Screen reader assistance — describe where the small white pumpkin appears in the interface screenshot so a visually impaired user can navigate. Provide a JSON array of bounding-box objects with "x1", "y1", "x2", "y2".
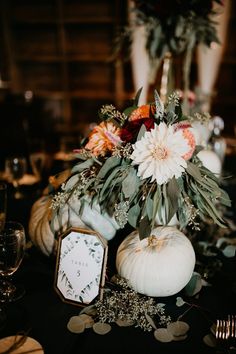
[
  {"x1": 197, "y1": 149, "x2": 222, "y2": 176},
  {"x1": 116, "y1": 226, "x2": 195, "y2": 297},
  {"x1": 28, "y1": 196, "x2": 56, "y2": 256},
  {"x1": 28, "y1": 195, "x2": 120, "y2": 257}
]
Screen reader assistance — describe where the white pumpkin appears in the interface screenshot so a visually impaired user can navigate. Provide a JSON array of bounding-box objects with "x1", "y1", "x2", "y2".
[
  {"x1": 197, "y1": 149, "x2": 222, "y2": 176},
  {"x1": 116, "y1": 226, "x2": 195, "y2": 297},
  {"x1": 28, "y1": 195, "x2": 120, "y2": 256}
]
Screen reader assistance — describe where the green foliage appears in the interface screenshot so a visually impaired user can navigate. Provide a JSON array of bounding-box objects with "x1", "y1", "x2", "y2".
[{"x1": 50, "y1": 90, "x2": 231, "y2": 240}]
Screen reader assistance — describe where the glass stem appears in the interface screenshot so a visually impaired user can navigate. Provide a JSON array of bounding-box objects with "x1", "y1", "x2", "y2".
[{"x1": 0, "y1": 277, "x2": 16, "y2": 301}]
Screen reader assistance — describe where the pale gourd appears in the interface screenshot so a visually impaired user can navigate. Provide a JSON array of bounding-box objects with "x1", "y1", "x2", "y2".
[
  {"x1": 28, "y1": 195, "x2": 120, "y2": 257},
  {"x1": 197, "y1": 149, "x2": 222, "y2": 176},
  {"x1": 116, "y1": 226, "x2": 196, "y2": 297}
]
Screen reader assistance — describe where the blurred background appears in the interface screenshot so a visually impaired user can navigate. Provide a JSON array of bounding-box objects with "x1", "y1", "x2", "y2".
[{"x1": 0, "y1": 0, "x2": 235, "y2": 176}]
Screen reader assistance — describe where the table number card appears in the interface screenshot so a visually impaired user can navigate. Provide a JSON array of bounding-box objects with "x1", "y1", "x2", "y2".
[{"x1": 54, "y1": 227, "x2": 108, "y2": 306}]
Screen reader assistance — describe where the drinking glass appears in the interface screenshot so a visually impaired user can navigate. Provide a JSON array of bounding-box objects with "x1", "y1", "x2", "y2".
[
  {"x1": 0, "y1": 221, "x2": 26, "y2": 303},
  {"x1": 29, "y1": 152, "x2": 46, "y2": 181},
  {"x1": 5, "y1": 157, "x2": 27, "y2": 199},
  {"x1": 0, "y1": 183, "x2": 7, "y2": 327},
  {"x1": 0, "y1": 182, "x2": 7, "y2": 232}
]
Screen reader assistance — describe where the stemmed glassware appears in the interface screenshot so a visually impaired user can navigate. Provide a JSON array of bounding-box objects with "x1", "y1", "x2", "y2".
[
  {"x1": 0, "y1": 221, "x2": 26, "y2": 303},
  {"x1": 0, "y1": 182, "x2": 7, "y2": 328},
  {"x1": 29, "y1": 152, "x2": 46, "y2": 182},
  {"x1": 0, "y1": 182, "x2": 7, "y2": 232},
  {"x1": 5, "y1": 157, "x2": 27, "y2": 199}
]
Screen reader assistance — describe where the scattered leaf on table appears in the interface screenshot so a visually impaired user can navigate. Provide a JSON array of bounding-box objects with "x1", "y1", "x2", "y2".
[
  {"x1": 184, "y1": 272, "x2": 202, "y2": 296},
  {"x1": 210, "y1": 323, "x2": 216, "y2": 336},
  {"x1": 93, "y1": 322, "x2": 111, "y2": 335},
  {"x1": 154, "y1": 328, "x2": 173, "y2": 343},
  {"x1": 145, "y1": 313, "x2": 157, "y2": 329},
  {"x1": 67, "y1": 316, "x2": 85, "y2": 333},
  {"x1": 222, "y1": 245, "x2": 236, "y2": 258},
  {"x1": 79, "y1": 304, "x2": 97, "y2": 316},
  {"x1": 116, "y1": 319, "x2": 135, "y2": 327},
  {"x1": 172, "y1": 334, "x2": 188, "y2": 341},
  {"x1": 176, "y1": 297, "x2": 185, "y2": 307},
  {"x1": 203, "y1": 334, "x2": 217, "y2": 347},
  {"x1": 78, "y1": 314, "x2": 94, "y2": 328},
  {"x1": 167, "y1": 321, "x2": 190, "y2": 336}
]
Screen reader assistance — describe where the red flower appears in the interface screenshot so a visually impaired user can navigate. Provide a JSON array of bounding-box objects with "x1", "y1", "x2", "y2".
[{"x1": 120, "y1": 118, "x2": 155, "y2": 143}]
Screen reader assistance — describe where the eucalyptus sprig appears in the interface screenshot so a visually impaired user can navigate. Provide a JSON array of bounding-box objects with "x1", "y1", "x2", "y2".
[{"x1": 49, "y1": 90, "x2": 231, "y2": 240}]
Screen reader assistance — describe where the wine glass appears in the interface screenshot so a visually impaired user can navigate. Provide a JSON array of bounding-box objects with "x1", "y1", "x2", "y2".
[
  {"x1": 5, "y1": 157, "x2": 27, "y2": 199},
  {"x1": 0, "y1": 183, "x2": 7, "y2": 327},
  {"x1": 29, "y1": 152, "x2": 46, "y2": 181},
  {"x1": 0, "y1": 221, "x2": 26, "y2": 303},
  {"x1": 0, "y1": 182, "x2": 7, "y2": 232}
]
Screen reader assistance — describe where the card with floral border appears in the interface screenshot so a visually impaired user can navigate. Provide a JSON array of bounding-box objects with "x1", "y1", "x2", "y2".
[{"x1": 54, "y1": 227, "x2": 108, "y2": 306}]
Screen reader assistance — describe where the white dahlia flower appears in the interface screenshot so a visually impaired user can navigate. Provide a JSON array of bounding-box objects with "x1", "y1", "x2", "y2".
[{"x1": 131, "y1": 122, "x2": 191, "y2": 185}]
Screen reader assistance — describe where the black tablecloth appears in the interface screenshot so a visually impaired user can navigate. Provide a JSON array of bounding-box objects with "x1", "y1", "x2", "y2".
[
  {"x1": 0, "y1": 177, "x2": 236, "y2": 354},
  {"x1": 0, "y1": 243, "x2": 235, "y2": 354}
]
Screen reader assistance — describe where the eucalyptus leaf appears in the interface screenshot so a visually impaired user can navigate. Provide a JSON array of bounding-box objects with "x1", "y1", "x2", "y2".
[
  {"x1": 138, "y1": 215, "x2": 151, "y2": 240},
  {"x1": 197, "y1": 187, "x2": 225, "y2": 224},
  {"x1": 167, "y1": 178, "x2": 180, "y2": 216},
  {"x1": 122, "y1": 168, "x2": 140, "y2": 198},
  {"x1": 72, "y1": 153, "x2": 89, "y2": 161},
  {"x1": 67, "y1": 316, "x2": 85, "y2": 334},
  {"x1": 167, "y1": 321, "x2": 189, "y2": 336},
  {"x1": 219, "y1": 189, "x2": 231, "y2": 207},
  {"x1": 123, "y1": 106, "x2": 136, "y2": 118},
  {"x1": 154, "y1": 328, "x2": 173, "y2": 343},
  {"x1": 96, "y1": 156, "x2": 121, "y2": 179},
  {"x1": 186, "y1": 162, "x2": 202, "y2": 181},
  {"x1": 203, "y1": 334, "x2": 217, "y2": 348},
  {"x1": 152, "y1": 186, "x2": 162, "y2": 224},
  {"x1": 133, "y1": 87, "x2": 143, "y2": 106},
  {"x1": 154, "y1": 89, "x2": 164, "y2": 119},
  {"x1": 176, "y1": 297, "x2": 185, "y2": 307},
  {"x1": 64, "y1": 175, "x2": 79, "y2": 191},
  {"x1": 146, "y1": 195, "x2": 154, "y2": 220},
  {"x1": 184, "y1": 272, "x2": 202, "y2": 297},
  {"x1": 93, "y1": 322, "x2": 111, "y2": 335},
  {"x1": 71, "y1": 159, "x2": 94, "y2": 173},
  {"x1": 115, "y1": 319, "x2": 135, "y2": 327},
  {"x1": 163, "y1": 184, "x2": 169, "y2": 224},
  {"x1": 128, "y1": 204, "x2": 141, "y2": 228},
  {"x1": 99, "y1": 166, "x2": 125, "y2": 201},
  {"x1": 222, "y1": 245, "x2": 236, "y2": 258},
  {"x1": 145, "y1": 313, "x2": 157, "y2": 329},
  {"x1": 136, "y1": 124, "x2": 147, "y2": 141}
]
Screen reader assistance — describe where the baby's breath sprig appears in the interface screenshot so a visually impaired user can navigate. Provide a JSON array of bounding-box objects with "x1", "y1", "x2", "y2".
[
  {"x1": 189, "y1": 112, "x2": 211, "y2": 124},
  {"x1": 114, "y1": 201, "x2": 129, "y2": 228},
  {"x1": 184, "y1": 197, "x2": 200, "y2": 231},
  {"x1": 167, "y1": 91, "x2": 180, "y2": 106},
  {"x1": 95, "y1": 276, "x2": 171, "y2": 332},
  {"x1": 50, "y1": 190, "x2": 69, "y2": 210},
  {"x1": 100, "y1": 104, "x2": 127, "y2": 126},
  {"x1": 112, "y1": 143, "x2": 133, "y2": 158}
]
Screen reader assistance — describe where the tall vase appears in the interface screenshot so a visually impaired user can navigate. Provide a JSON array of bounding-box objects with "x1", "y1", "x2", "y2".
[{"x1": 159, "y1": 52, "x2": 173, "y2": 104}]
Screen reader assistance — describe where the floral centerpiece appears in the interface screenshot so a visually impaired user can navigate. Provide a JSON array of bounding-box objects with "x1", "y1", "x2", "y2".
[
  {"x1": 115, "y1": 0, "x2": 223, "y2": 112},
  {"x1": 50, "y1": 89, "x2": 230, "y2": 241},
  {"x1": 45, "y1": 89, "x2": 232, "y2": 343},
  {"x1": 126, "y1": 0, "x2": 222, "y2": 60}
]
